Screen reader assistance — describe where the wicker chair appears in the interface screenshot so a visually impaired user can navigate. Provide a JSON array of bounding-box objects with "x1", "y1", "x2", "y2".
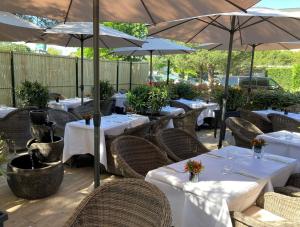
[
  {"x1": 47, "y1": 108, "x2": 80, "y2": 137},
  {"x1": 110, "y1": 136, "x2": 169, "y2": 178},
  {"x1": 239, "y1": 109, "x2": 273, "y2": 133},
  {"x1": 155, "y1": 128, "x2": 209, "y2": 162},
  {"x1": 68, "y1": 100, "x2": 94, "y2": 118},
  {"x1": 268, "y1": 113, "x2": 300, "y2": 133},
  {"x1": 123, "y1": 121, "x2": 153, "y2": 139},
  {"x1": 0, "y1": 107, "x2": 37, "y2": 151},
  {"x1": 100, "y1": 99, "x2": 115, "y2": 116},
  {"x1": 172, "y1": 108, "x2": 205, "y2": 138},
  {"x1": 225, "y1": 117, "x2": 263, "y2": 148},
  {"x1": 169, "y1": 100, "x2": 192, "y2": 112},
  {"x1": 286, "y1": 104, "x2": 300, "y2": 113},
  {"x1": 275, "y1": 173, "x2": 300, "y2": 197},
  {"x1": 231, "y1": 192, "x2": 300, "y2": 227},
  {"x1": 151, "y1": 115, "x2": 173, "y2": 135},
  {"x1": 64, "y1": 179, "x2": 172, "y2": 227}
]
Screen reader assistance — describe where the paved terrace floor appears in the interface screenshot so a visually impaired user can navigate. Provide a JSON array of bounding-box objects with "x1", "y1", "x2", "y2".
[{"x1": 0, "y1": 129, "x2": 228, "y2": 227}]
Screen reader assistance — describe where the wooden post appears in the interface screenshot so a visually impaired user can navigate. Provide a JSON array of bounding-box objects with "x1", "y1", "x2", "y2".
[
  {"x1": 116, "y1": 61, "x2": 119, "y2": 92},
  {"x1": 129, "y1": 60, "x2": 133, "y2": 90},
  {"x1": 10, "y1": 51, "x2": 16, "y2": 107},
  {"x1": 75, "y1": 57, "x2": 79, "y2": 97}
]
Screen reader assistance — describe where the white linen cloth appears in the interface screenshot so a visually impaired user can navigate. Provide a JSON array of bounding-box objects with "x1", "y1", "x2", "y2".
[
  {"x1": 160, "y1": 105, "x2": 185, "y2": 116},
  {"x1": 253, "y1": 109, "x2": 300, "y2": 122},
  {"x1": 48, "y1": 97, "x2": 92, "y2": 111},
  {"x1": 112, "y1": 93, "x2": 127, "y2": 109},
  {"x1": 63, "y1": 114, "x2": 149, "y2": 168},
  {"x1": 176, "y1": 98, "x2": 219, "y2": 125},
  {"x1": 257, "y1": 130, "x2": 300, "y2": 172},
  {"x1": 146, "y1": 145, "x2": 297, "y2": 227},
  {"x1": 0, "y1": 106, "x2": 17, "y2": 118}
]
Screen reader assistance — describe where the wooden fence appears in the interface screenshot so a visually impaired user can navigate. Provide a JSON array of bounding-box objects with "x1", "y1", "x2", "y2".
[{"x1": 0, "y1": 51, "x2": 149, "y2": 106}]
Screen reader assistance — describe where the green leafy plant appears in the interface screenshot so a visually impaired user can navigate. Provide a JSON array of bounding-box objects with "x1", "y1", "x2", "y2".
[
  {"x1": 148, "y1": 86, "x2": 169, "y2": 115},
  {"x1": 169, "y1": 82, "x2": 198, "y2": 100},
  {"x1": 0, "y1": 134, "x2": 10, "y2": 177},
  {"x1": 16, "y1": 80, "x2": 49, "y2": 108},
  {"x1": 100, "y1": 80, "x2": 114, "y2": 100}
]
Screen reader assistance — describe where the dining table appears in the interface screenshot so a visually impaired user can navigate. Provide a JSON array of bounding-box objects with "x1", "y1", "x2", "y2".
[
  {"x1": 176, "y1": 98, "x2": 219, "y2": 125},
  {"x1": 0, "y1": 106, "x2": 17, "y2": 118},
  {"x1": 63, "y1": 113, "x2": 150, "y2": 168},
  {"x1": 253, "y1": 109, "x2": 300, "y2": 122},
  {"x1": 146, "y1": 145, "x2": 297, "y2": 227},
  {"x1": 48, "y1": 97, "x2": 92, "y2": 111},
  {"x1": 257, "y1": 130, "x2": 300, "y2": 172}
]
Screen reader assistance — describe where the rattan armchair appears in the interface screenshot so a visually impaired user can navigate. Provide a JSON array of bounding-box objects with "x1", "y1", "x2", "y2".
[
  {"x1": 172, "y1": 108, "x2": 205, "y2": 138},
  {"x1": 268, "y1": 113, "x2": 300, "y2": 133},
  {"x1": 123, "y1": 121, "x2": 153, "y2": 139},
  {"x1": 239, "y1": 109, "x2": 273, "y2": 133},
  {"x1": 169, "y1": 100, "x2": 192, "y2": 112},
  {"x1": 110, "y1": 136, "x2": 169, "y2": 178},
  {"x1": 155, "y1": 128, "x2": 209, "y2": 162},
  {"x1": 64, "y1": 179, "x2": 172, "y2": 227},
  {"x1": 225, "y1": 117, "x2": 263, "y2": 148},
  {"x1": 275, "y1": 173, "x2": 300, "y2": 197},
  {"x1": 68, "y1": 100, "x2": 94, "y2": 118},
  {"x1": 231, "y1": 192, "x2": 300, "y2": 227},
  {"x1": 47, "y1": 108, "x2": 80, "y2": 137},
  {"x1": 0, "y1": 107, "x2": 37, "y2": 151},
  {"x1": 286, "y1": 104, "x2": 300, "y2": 113}
]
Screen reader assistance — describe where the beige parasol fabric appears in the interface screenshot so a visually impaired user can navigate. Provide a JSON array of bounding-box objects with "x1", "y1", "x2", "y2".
[
  {"x1": 0, "y1": 11, "x2": 42, "y2": 42},
  {"x1": 39, "y1": 22, "x2": 145, "y2": 48},
  {"x1": 0, "y1": 0, "x2": 259, "y2": 23}
]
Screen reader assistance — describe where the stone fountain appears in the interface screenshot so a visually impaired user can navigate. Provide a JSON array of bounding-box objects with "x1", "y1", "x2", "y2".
[{"x1": 6, "y1": 110, "x2": 64, "y2": 200}]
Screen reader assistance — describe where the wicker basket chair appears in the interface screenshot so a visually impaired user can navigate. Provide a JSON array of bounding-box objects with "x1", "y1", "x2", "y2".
[
  {"x1": 169, "y1": 100, "x2": 192, "y2": 112},
  {"x1": 64, "y1": 179, "x2": 172, "y2": 227},
  {"x1": 123, "y1": 121, "x2": 154, "y2": 139},
  {"x1": 151, "y1": 115, "x2": 173, "y2": 134},
  {"x1": 286, "y1": 104, "x2": 300, "y2": 113},
  {"x1": 268, "y1": 113, "x2": 300, "y2": 133},
  {"x1": 231, "y1": 192, "x2": 300, "y2": 227},
  {"x1": 172, "y1": 108, "x2": 205, "y2": 138},
  {"x1": 0, "y1": 107, "x2": 37, "y2": 152},
  {"x1": 275, "y1": 173, "x2": 300, "y2": 197},
  {"x1": 155, "y1": 128, "x2": 209, "y2": 162},
  {"x1": 239, "y1": 109, "x2": 273, "y2": 133},
  {"x1": 68, "y1": 100, "x2": 94, "y2": 118},
  {"x1": 225, "y1": 117, "x2": 263, "y2": 148},
  {"x1": 47, "y1": 108, "x2": 80, "y2": 137},
  {"x1": 110, "y1": 136, "x2": 169, "y2": 178}
]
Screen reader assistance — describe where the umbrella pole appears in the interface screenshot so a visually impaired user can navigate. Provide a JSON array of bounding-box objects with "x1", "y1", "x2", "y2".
[
  {"x1": 218, "y1": 16, "x2": 236, "y2": 149},
  {"x1": 167, "y1": 59, "x2": 170, "y2": 84},
  {"x1": 247, "y1": 45, "x2": 256, "y2": 102},
  {"x1": 80, "y1": 37, "x2": 84, "y2": 105},
  {"x1": 150, "y1": 50, "x2": 153, "y2": 84},
  {"x1": 93, "y1": 0, "x2": 100, "y2": 188}
]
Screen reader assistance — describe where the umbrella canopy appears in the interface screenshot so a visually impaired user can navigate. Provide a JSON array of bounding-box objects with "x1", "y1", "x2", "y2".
[
  {"x1": 112, "y1": 37, "x2": 194, "y2": 82},
  {"x1": 42, "y1": 22, "x2": 145, "y2": 48},
  {"x1": 0, "y1": 11, "x2": 42, "y2": 42},
  {"x1": 0, "y1": 0, "x2": 259, "y2": 23},
  {"x1": 149, "y1": 7, "x2": 300, "y2": 148},
  {"x1": 40, "y1": 22, "x2": 145, "y2": 105}
]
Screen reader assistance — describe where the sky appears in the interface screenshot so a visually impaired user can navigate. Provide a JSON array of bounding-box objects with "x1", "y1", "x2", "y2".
[{"x1": 256, "y1": 0, "x2": 300, "y2": 9}]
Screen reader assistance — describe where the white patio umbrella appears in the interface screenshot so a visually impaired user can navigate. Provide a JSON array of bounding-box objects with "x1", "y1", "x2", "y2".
[
  {"x1": 41, "y1": 22, "x2": 145, "y2": 105},
  {"x1": 0, "y1": 0, "x2": 259, "y2": 188},
  {"x1": 149, "y1": 7, "x2": 300, "y2": 148},
  {"x1": 112, "y1": 37, "x2": 194, "y2": 83}
]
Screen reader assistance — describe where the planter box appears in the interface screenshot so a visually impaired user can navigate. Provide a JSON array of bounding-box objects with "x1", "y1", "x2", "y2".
[{"x1": 0, "y1": 211, "x2": 8, "y2": 227}]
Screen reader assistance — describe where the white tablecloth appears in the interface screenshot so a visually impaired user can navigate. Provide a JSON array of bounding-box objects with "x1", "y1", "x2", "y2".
[
  {"x1": 146, "y1": 146, "x2": 297, "y2": 227},
  {"x1": 0, "y1": 107, "x2": 17, "y2": 118},
  {"x1": 253, "y1": 109, "x2": 300, "y2": 122},
  {"x1": 160, "y1": 105, "x2": 185, "y2": 116},
  {"x1": 257, "y1": 130, "x2": 300, "y2": 172},
  {"x1": 177, "y1": 98, "x2": 220, "y2": 125},
  {"x1": 63, "y1": 114, "x2": 149, "y2": 168},
  {"x1": 113, "y1": 93, "x2": 127, "y2": 109},
  {"x1": 48, "y1": 97, "x2": 92, "y2": 111}
]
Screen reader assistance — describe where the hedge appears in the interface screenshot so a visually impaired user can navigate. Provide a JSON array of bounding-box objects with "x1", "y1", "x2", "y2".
[
  {"x1": 292, "y1": 64, "x2": 300, "y2": 91},
  {"x1": 267, "y1": 67, "x2": 293, "y2": 91}
]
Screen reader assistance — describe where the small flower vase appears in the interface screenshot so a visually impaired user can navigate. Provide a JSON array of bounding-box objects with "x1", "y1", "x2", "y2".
[
  {"x1": 85, "y1": 119, "x2": 90, "y2": 125},
  {"x1": 55, "y1": 97, "x2": 59, "y2": 103},
  {"x1": 253, "y1": 146, "x2": 263, "y2": 159},
  {"x1": 189, "y1": 172, "x2": 199, "y2": 183}
]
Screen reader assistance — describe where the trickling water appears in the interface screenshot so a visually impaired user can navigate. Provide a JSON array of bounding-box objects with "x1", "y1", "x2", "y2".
[
  {"x1": 50, "y1": 124, "x2": 54, "y2": 143},
  {"x1": 28, "y1": 150, "x2": 35, "y2": 169}
]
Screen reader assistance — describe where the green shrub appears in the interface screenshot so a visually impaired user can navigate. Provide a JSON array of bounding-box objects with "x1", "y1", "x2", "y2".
[
  {"x1": 169, "y1": 82, "x2": 198, "y2": 100},
  {"x1": 16, "y1": 80, "x2": 49, "y2": 108},
  {"x1": 100, "y1": 80, "x2": 114, "y2": 100},
  {"x1": 267, "y1": 67, "x2": 293, "y2": 91},
  {"x1": 292, "y1": 64, "x2": 300, "y2": 91}
]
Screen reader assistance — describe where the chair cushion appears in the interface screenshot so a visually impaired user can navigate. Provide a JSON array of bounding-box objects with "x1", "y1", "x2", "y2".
[{"x1": 243, "y1": 206, "x2": 286, "y2": 222}]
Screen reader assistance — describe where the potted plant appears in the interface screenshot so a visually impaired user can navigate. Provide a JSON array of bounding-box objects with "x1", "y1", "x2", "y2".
[
  {"x1": 169, "y1": 82, "x2": 198, "y2": 100},
  {"x1": 16, "y1": 80, "x2": 50, "y2": 124},
  {"x1": 184, "y1": 160, "x2": 204, "y2": 183},
  {"x1": 100, "y1": 80, "x2": 115, "y2": 116},
  {"x1": 251, "y1": 138, "x2": 266, "y2": 159}
]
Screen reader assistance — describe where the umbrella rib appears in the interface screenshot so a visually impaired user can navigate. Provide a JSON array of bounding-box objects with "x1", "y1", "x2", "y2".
[
  {"x1": 237, "y1": 17, "x2": 243, "y2": 45},
  {"x1": 224, "y1": 0, "x2": 247, "y2": 13},
  {"x1": 186, "y1": 16, "x2": 222, "y2": 43},
  {"x1": 123, "y1": 38, "x2": 142, "y2": 47},
  {"x1": 208, "y1": 43, "x2": 223, "y2": 51},
  {"x1": 65, "y1": 35, "x2": 74, "y2": 47},
  {"x1": 262, "y1": 17, "x2": 300, "y2": 40},
  {"x1": 278, "y1": 43, "x2": 290, "y2": 50},
  {"x1": 149, "y1": 18, "x2": 195, "y2": 36},
  {"x1": 238, "y1": 16, "x2": 255, "y2": 29},
  {"x1": 208, "y1": 16, "x2": 229, "y2": 30},
  {"x1": 99, "y1": 37, "x2": 109, "y2": 49},
  {"x1": 195, "y1": 18, "x2": 230, "y2": 31},
  {"x1": 140, "y1": 0, "x2": 156, "y2": 25},
  {"x1": 64, "y1": 0, "x2": 73, "y2": 23},
  {"x1": 239, "y1": 17, "x2": 272, "y2": 30}
]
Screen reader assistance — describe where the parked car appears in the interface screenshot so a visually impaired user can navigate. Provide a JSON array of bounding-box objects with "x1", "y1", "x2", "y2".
[{"x1": 219, "y1": 76, "x2": 282, "y2": 90}]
